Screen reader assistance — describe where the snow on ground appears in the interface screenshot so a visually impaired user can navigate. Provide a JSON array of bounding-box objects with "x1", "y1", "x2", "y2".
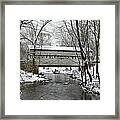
[
  {"x1": 20, "y1": 68, "x2": 100, "y2": 95},
  {"x1": 20, "y1": 70, "x2": 47, "y2": 83}
]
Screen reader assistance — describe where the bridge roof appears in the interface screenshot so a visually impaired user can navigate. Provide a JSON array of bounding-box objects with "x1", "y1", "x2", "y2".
[{"x1": 28, "y1": 45, "x2": 80, "y2": 51}]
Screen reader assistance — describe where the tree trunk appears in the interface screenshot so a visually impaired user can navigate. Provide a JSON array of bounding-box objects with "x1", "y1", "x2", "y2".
[
  {"x1": 32, "y1": 45, "x2": 37, "y2": 74},
  {"x1": 96, "y1": 41, "x2": 99, "y2": 77},
  {"x1": 76, "y1": 20, "x2": 92, "y2": 83},
  {"x1": 85, "y1": 70, "x2": 87, "y2": 85},
  {"x1": 94, "y1": 20, "x2": 100, "y2": 81},
  {"x1": 85, "y1": 62, "x2": 92, "y2": 82},
  {"x1": 93, "y1": 65, "x2": 94, "y2": 77},
  {"x1": 75, "y1": 20, "x2": 86, "y2": 61}
]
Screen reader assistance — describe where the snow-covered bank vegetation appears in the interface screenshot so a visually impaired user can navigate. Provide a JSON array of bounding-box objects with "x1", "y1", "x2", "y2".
[{"x1": 20, "y1": 67, "x2": 100, "y2": 97}]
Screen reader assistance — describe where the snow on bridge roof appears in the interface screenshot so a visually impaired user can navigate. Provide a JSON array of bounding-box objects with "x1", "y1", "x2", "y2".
[{"x1": 28, "y1": 45, "x2": 80, "y2": 51}]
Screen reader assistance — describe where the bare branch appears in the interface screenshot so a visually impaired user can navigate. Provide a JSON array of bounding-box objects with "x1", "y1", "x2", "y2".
[
  {"x1": 20, "y1": 33, "x2": 34, "y2": 45},
  {"x1": 35, "y1": 20, "x2": 52, "y2": 44}
]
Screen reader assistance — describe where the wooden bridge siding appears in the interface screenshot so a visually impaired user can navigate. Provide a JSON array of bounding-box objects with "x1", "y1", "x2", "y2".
[
  {"x1": 28, "y1": 49, "x2": 99, "y2": 67},
  {"x1": 33, "y1": 50, "x2": 81, "y2": 56},
  {"x1": 34, "y1": 56, "x2": 80, "y2": 66},
  {"x1": 29, "y1": 49, "x2": 81, "y2": 66}
]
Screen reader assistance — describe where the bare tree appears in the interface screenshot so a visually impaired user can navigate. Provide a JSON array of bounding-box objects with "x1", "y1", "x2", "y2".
[
  {"x1": 62, "y1": 20, "x2": 100, "y2": 85},
  {"x1": 20, "y1": 20, "x2": 52, "y2": 74}
]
